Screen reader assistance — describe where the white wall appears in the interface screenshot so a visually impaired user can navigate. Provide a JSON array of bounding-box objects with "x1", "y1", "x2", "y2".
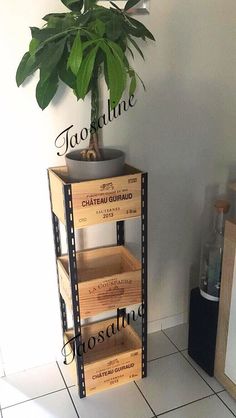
[{"x1": 0, "y1": 0, "x2": 236, "y2": 373}]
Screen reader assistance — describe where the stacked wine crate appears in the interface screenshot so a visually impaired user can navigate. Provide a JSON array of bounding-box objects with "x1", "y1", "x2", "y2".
[{"x1": 48, "y1": 164, "x2": 148, "y2": 398}]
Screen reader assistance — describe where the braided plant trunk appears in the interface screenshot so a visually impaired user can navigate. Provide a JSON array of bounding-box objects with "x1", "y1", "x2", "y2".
[{"x1": 80, "y1": 76, "x2": 102, "y2": 161}]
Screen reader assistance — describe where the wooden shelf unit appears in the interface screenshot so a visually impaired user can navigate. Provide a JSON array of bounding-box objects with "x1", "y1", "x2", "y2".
[{"x1": 48, "y1": 164, "x2": 148, "y2": 398}]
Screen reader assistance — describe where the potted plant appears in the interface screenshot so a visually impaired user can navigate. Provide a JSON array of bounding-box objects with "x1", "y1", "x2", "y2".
[{"x1": 16, "y1": 0, "x2": 155, "y2": 181}]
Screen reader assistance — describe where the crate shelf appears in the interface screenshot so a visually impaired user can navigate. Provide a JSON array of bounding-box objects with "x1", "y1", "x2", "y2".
[
  {"x1": 64, "y1": 317, "x2": 142, "y2": 396},
  {"x1": 57, "y1": 245, "x2": 141, "y2": 319},
  {"x1": 48, "y1": 164, "x2": 142, "y2": 229},
  {"x1": 48, "y1": 164, "x2": 148, "y2": 398}
]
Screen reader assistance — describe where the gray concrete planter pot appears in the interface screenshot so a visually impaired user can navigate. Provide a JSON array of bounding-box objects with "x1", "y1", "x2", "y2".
[{"x1": 65, "y1": 148, "x2": 125, "y2": 182}]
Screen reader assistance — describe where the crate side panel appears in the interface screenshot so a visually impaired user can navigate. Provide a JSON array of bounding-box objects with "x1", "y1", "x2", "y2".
[
  {"x1": 64, "y1": 329, "x2": 141, "y2": 396},
  {"x1": 58, "y1": 260, "x2": 73, "y2": 311},
  {"x1": 121, "y1": 246, "x2": 142, "y2": 271},
  {"x1": 85, "y1": 349, "x2": 142, "y2": 395},
  {"x1": 71, "y1": 172, "x2": 142, "y2": 228},
  {"x1": 48, "y1": 170, "x2": 65, "y2": 223},
  {"x1": 79, "y1": 270, "x2": 141, "y2": 318},
  {"x1": 64, "y1": 331, "x2": 78, "y2": 386},
  {"x1": 59, "y1": 266, "x2": 141, "y2": 319}
]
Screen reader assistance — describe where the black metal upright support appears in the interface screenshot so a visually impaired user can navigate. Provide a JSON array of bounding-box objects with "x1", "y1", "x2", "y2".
[
  {"x1": 47, "y1": 172, "x2": 68, "y2": 335},
  {"x1": 64, "y1": 184, "x2": 86, "y2": 398},
  {"x1": 141, "y1": 172, "x2": 148, "y2": 378},
  {"x1": 116, "y1": 220, "x2": 125, "y2": 246}
]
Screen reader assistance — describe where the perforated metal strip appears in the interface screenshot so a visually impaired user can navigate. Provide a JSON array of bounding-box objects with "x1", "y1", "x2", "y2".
[
  {"x1": 64, "y1": 184, "x2": 86, "y2": 398},
  {"x1": 47, "y1": 171, "x2": 68, "y2": 334},
  {"x1": 141, "y1": 172, "x2": 148, "y2": 378}
]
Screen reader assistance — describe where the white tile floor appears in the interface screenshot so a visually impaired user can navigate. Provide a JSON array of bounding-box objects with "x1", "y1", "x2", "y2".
[{"x1": 0, "y1": 324, "x2": 235, "y2": 418}]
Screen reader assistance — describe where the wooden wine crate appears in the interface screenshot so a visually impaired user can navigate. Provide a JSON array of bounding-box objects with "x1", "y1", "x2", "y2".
[
  {"x1": 57, "y1": 245, "x2": 141, "y2": 319},
  {"x1": 64, "y1": 317, "x2": 142, "y2": 396},
  {"x1": 48, "y1": 164, "x2": 142, "y2": 229}
]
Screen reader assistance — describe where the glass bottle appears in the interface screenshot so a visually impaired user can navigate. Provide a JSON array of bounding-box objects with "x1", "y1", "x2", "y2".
[{"x1": 199, "y1": 200, "x2": 230, "y2": 301}]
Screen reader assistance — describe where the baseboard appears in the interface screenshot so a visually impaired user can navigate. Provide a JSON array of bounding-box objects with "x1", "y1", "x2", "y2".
[{"x1": 148, "y1": 311, "x2": 188, "y2": 334}]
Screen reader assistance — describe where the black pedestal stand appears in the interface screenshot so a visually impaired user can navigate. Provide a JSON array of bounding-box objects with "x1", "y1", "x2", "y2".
[{"x1": 188, "y1": 287, "x2": 219, "y2": 376}]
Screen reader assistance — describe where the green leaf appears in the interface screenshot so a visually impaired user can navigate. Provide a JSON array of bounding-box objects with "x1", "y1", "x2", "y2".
[
  {"x1": 94, "y1": 19, "x2": 105, "y2": 37},
  {"x1": 84, "y1": 0, "x2": 97, "y2": 12},
  {"x1": 107, "y1": 40, "x2": 125, "y2": 63},
  {"x1": 104, "y1": 60, "x2": 109, "y2": 88},
  {"x1": 127, "y1": 16, "x2": 155, "y2": 41},
  {"x1": 107, "y1": 40, "x2": 127, "y2": 89},
  {"x1": 76, "y1": 10, "x2": 92, "y2": 27},
  {"x1": 61, "y1": 14, "x2": 77, "y2": 30},
  {"x1": 32, "y1": 28, "x2": 76, "y2": 57},
  {"x1": 36, "y1": 71, "x2": 59, "y2": 109},
  {"x1": 128, "y1": 35, "x2": 144, "y2": 60},
  {"x1": 106, "y1": 15, "x2": 122, "y2": 41},
  {"x1": 127, "y1": 46, "x2": 134, "y2": 59},
  {"x1": 122, "y1": 20, "x2": 141, "y2": 37},
  {"x1": 39, "y1": 38, "x2": 66, "y2": 83},
  {"x1": 81, "y1": 28, "x2": 97, "y2": 40},
  {"x1": 59, "y1": 61, "x2": 76, "y2": 89},
  {"x1": 82, "y1": 39, "x2": 97, "y2": 50},
  {"x1": 76, "y1": 45, "x2": 99, "y2": 99},
  {"x1": 123, "y1": 54, "x2": 130, "y2": 70},
  {"x1": 67, "y1": 32, "x2": 83, "y2": 75},
  {"x1": 136, "y1": 72, "x2": 146, "y2": 91},
  {"x1": 30, "y1": 27, "x2": 60, "y2": 41},
  {"x1": 43, "y1": 13, "x2": 67, "y2": 22},
  {"x1": 58, "y1": 48, "x2": 76, "y2": 89},
  {"x1": 124, "y1": 0, "x2": 140, "y2": 11},
  {"x1": 16, "y1": 52, "x2": 38, "y2": 86},
  {"x1": 60, "y1": 0, "x2": 83, "y2": 12},
  {"x1": 110, "y1": 1, "x2": 122, "y2": 11},
  {"x1": 107, "y1": 41, "x2": 129, "y2": 91},
  {"x1": 29, "y1": 38, "x2": 40, "y2": 56},
  {"x1": 129, "y1": 73, "x2": 137, "y2": 96},
  {"x1": 100, "y1": 41, "x2": 125, "y2": 108}
]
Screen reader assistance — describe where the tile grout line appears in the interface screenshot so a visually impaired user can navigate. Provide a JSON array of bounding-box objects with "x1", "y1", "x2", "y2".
[
  {"x1": 156, "y1": 394, "x2": 216, "y2": 417},
  {"x1": 161, "y1": 330, "x2": 216, "y2": 393},
  {"x1": 161, "y1": 330, "x2": 186, "y2": 353},
  {"x1": 134, "y1": 381, "x2": 157, "y2": 417},
  {"x1": 1, "y1": 387, "x2": 67, "y2": 410},
  {"x1": 162, "y1": 330, "x2": 236, "y2": 417},
  {"x1": 1, "y1": 332, "x2": 233, "y2": 418},
  {"x1": 56, "y1": 361, "x2": 80, "y2": 418},
  {"x1": 141, "y1": 331, "x2": 218, "y2": 417},
  {"x1": 148, "y1": 351, "x2": 178, "y2": 364},
  {"x1": 215, "y1": 394, "x2": 236, "y2": 418}
]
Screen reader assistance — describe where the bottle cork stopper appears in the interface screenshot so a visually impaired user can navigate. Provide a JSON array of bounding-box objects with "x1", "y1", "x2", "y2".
[{"x1": 214, "y1": 200, "x2": 230, "y2": 214}]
